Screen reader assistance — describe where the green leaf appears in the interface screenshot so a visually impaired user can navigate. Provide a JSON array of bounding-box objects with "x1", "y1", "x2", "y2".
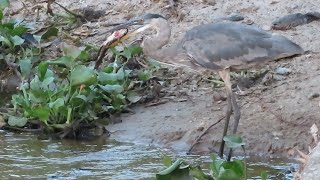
[
  {"x1": 61, "y1": 43, "x2": 82, "y2": 60},
  {"x1": 98, "y1": 72, "x2": 118, "y2": 84},
  {"x1": 70, "y1": 65, "x2": 97, "y2": 86},
  {"x1": 0, "y1": 0, "x2": 9, "y2": 11},
  {"x1": 223, "y1": 135, "x2": 245, "y2": 149},
  {"x1": 19, "y1": 58, "x2": 32, "y2": 79},
  {"x1": 162, "y1": 156, "x2": 173, "y2": 167},
  {"x1": 210, "y1": 154, "x2": 224, "y2": 178},
  {"x1": 8, "y1": 116, "x2": 28, "y2": 127},
  {"x1": 261, "y1": 172, "x2": 268, "y2": 180},
  {"x1": 11, "y1": 35, "x2": 25, "y2": 46},
  {"x1": 116, "y1": 67, "x2": 125, "y2": 80},
  {"x1": 190, "y1": 166, "x2": 213, "y2": 180},
  {"x1": 48, "y1": 98, "x2": 64, "y2": 110},
  {"x1": 219, "y1": 160, "x2": 246, "y2": 180},
  {"x1": 78, "y1": 50, "x2": 90, "y2": 61},
  {"x1": 41, "y1": 76, "x2": 54, "y2": 88},
  {"x1": 38, "y1": 62, "x2": 48, "y2": 81},
  {"x1": 0, "y1": 9, "x2": 3, "y2": 21},
  {"x1": 156, "y1": 159, "x2": 192, "y2": 180},
  {"x1": 41, "y1": 27, "x2": 58, "y2": 40},
  {"x1": 157, "y1": 159, "x2": 184, "y2": 175},
  {"x1": 138, "y1": 70, "x2": 152, "y2": 81},
  {"x1": 30, "y1": 106, "x2": 50, "y2": 122},
  {"x1": 126, "y1": 91, "x2": 141, "y2": 103},
  {"x1": 10, "y1": 26, "x2": 27, "y2": 36},
  {"x1": 0, "y1": 35, "x2": 11, "y2": 47},
  {"x1": 48, "y1": 56, "x2": 73, "y2": 68},
  {"x1": 121, "y1": 45, "x2": 142, "y2": 59},
  {"x1": 98, "y1": 84, "x2": 124, "y2": 94}
]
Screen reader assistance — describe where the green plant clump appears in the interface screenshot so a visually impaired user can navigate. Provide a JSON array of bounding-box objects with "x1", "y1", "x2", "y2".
[{"x1": 156, "y1": 135, "x2": 268, "y2": 180}]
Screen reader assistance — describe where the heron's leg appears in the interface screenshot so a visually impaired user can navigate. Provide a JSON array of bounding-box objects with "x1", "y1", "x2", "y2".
[
  {"x1": 218, "y1": 69, "x2": 233, "y2": 158},
  {"x1": 227, "y1": 89, "x2": 241, "y2": 161}
]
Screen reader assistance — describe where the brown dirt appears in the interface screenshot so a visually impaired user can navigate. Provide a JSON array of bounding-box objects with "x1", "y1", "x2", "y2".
[{"x1": 8, "y1": 0, "x2": 320, "y2": 158}]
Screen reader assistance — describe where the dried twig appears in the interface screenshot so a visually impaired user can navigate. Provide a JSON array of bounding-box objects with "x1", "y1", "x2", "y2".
[{"x1": 187, "y1": 115, "x2": 225, "y2": 154}]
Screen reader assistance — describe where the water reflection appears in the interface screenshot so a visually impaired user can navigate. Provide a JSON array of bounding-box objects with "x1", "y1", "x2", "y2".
[{"x1": 0, "y1": 132, "x2": 297, "y2": 179}]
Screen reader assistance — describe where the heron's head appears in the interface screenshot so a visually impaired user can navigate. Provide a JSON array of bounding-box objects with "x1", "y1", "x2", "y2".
[{"x1": 109, "y1": 13, "x2": 169, "y2": 41}]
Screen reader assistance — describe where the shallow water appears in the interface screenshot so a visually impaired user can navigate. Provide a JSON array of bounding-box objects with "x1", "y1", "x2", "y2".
[{"x1": 0, "y1": 131, "x2": 297, "y2": 180}]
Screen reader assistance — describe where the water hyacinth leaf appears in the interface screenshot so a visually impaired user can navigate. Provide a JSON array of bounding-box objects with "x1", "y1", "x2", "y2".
[
  {"x1": 156, "y1": 159, "x2": 192, "y2": 180},
  {"x1": 121, "y1": 45, "x2": 142, "y2": 59},
  {"x1": 116, "y1": 67, "x2": 125, "y2": 80},
  {"x1": 48, "y1": 56, "x2": 73, "y2": 68},
  {"x1": 223, "y1": 135, "x2": 245, "y2": 149},
  {"x1": 0, "y1": 0, "x2": 9, "y2": 11},
  {"x1": 116, "y1": 94, "x2": 125, "y2": 100},
  {"x1": 48, "y1": 98, "x2": 64, "y2": 110},
  {"x1": 261, "y1": 172, "x2": 268, "y2": 180},
  {"x1": 162, "y1": 156, "x2": 172, "y2": 167},
  {"x1": 41, "y1": 27, "x2": 58, "y2": 40},
  {"x1": 8, "y1": 116, "x2": 28, "y2": 127},
  {"x1": 78, "y1": 50, "x2": 90, "y2": 61},
  {"x1": 19, "y1": 58, "x2": 32, "y2": 78},
  {"x1": 0, "y1": 35, "x2": 11, "y2": 46},
  {"x1": 219, "y1": 160, "x2": 246, "y2": 180},
  {"x1": 11, "y1": 35, "x2": 25, "y2": 46},
  {"x1": 0, "y1": 9, "x2": 3, "y2": 20},
  {"x1": 98, "y1": 84, "x2": 124, "y2": 94},
  {"x1": 75, "y1": 95, "x2": 87, "y2": 101},
  {"x1": 138, "y1": 70, "x2": 152, "y2": 81},
  {"x1": 190, "y1": 166, "x2": 213, "y2": 180},
  {"x1": 41, "y1": 76, "x2": 54, "y2": 88},
  {"x1": 31, "y1": 106, "x2": 50, "y2": 122},
  {"x1": 210, "y1": 154, "x2": 224, "y2": 177},
  {"x1": 10, "y1": 26, "x2": 27, "y2": 36},
  {"x1": 70, "y1": 65, "x2": 97, "y2": 86},
  {"x1": 98, "y1": 72, "x2": 117, "y2": 84},
  {"x1": 38, "y1": 62, "x2": 48, "y2": 81},
  {"x1": 61, "y1": 42, "x2": 82, "y2": 60},
  {"x1": 103, "y1": 66, "x2": 114, "y2": 73},
  {"x1": 126, "y1": 91, "x2": 141, "y2": 103}
]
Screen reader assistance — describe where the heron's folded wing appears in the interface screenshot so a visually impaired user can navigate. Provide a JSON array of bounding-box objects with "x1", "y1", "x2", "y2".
[{"x1": 182, "y1": 32, "x2": 273, "y2": 70}]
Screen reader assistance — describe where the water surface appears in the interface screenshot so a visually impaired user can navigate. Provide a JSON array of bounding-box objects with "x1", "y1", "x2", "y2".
[{"x1": 0, "y1": 132, "x2": 298, "y2": 179}]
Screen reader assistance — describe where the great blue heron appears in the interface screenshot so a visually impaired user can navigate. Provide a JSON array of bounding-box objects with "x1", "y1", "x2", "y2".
[{"x1": 109, "y1": 13, "x2": 304, "y2": 160}]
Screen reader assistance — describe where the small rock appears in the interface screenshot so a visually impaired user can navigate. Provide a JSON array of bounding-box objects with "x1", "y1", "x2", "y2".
[
  {"x1": 308, "y1": 93, "x2": 320, "y2": 100},
  {"x1": 273, "y1": 74, "x2": 286, "y2": 81},
  {"x1": 275, "y1": 67, "x2": 292, "y2": 75},
  {"x1": 212, "y1": 92, "x2": 227, "y2": 102}
]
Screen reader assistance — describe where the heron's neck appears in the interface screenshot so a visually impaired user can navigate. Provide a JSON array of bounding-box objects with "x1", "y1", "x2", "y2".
[{"x1": 141, "y1": 20, "x2": 173, "y2": 60}]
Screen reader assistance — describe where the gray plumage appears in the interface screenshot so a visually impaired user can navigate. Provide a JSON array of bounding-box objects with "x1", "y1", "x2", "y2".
[{"x1": 181, "y1": 22, "x2": 304, "y2": 71}]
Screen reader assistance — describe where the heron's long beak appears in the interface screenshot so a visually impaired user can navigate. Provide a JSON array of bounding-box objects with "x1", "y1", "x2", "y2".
[{"x1": 107, "y1": 20, "x2": 152, "y2": 46}]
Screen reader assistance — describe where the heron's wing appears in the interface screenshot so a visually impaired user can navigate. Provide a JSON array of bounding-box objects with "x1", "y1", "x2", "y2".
[{"x1": 182, "y1": 22, "x2": 303, "y2": 70}]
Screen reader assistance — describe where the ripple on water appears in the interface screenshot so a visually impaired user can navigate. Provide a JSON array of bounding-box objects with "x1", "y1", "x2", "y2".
[{"x1": 0, "y1": 133, "x2": 297, "y2": 179}]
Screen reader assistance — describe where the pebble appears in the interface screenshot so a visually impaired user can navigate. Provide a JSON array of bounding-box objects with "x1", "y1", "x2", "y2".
[{"x1": 275, "y1": 67, "x2": 292, "y2": 75}]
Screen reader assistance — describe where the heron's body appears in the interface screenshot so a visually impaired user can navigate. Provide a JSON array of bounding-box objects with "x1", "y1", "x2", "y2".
[
  {"x1": 110, "y1": 14, "x2": 304, "y2": 161},
  {"x1": 182, "y1": 22, "x2": 303, "y2": 71}
]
